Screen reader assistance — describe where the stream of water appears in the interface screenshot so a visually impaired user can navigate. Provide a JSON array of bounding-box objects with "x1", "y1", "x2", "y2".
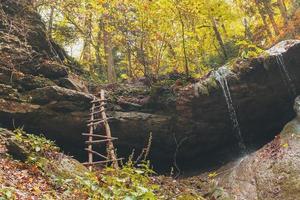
[
  {"x1": 275, "y1": 54, "x2": 297, "y2": 97},
  {"x1": 266, "y1": 40, "x2": 298, "y2": 97},
  {"x1": 214, "y1": 66, "x2": 246, "y2": 151}
]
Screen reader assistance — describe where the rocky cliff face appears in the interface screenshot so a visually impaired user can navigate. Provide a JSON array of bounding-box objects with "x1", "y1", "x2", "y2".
[
  {"x1": 203, "y1": 95, "x2": 300, "y2": 200},
  {"x1": 172, "y1": 40, "x2": 300, "y2": 169},
  {"x1": 1, "y1": 0, "x2": 300, "y2": 171},
  {"x1": 106, "y1": 40, "x2": 300, "y2": 170},
  {"x1": 0, "y1": 0, "x2": 92, "y2": 158}
]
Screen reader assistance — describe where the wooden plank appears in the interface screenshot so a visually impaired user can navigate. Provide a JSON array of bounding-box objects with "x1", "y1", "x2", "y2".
[
  {"x1": 87, "y1": 98, "x2": 96, "y2": 171},
  {"x1": 89, "y1": 109, "x2": 105, "y2": 115},
  {"x1": 85, "y1": 138, "x2": 116, "y2": 144},
  {"x1": 86, "y1": 119, "x2": 106, "y2": 126},
  {"x1": 87, "y1": 117, "x2": 114, "y2": 123},
  {"x1": 91, "y1": 99, "x2": 108, "y2": 103},
  {"x1": 86, "y1": 118, "x2": 114, "y2": 126},
  {"x1": 82, "y1": 133, "x2": 117, "y2": 140},
  {"x1": 83, "y1": 90, "x2": 119, "y2": 170},
  {"x1": 87, "y1": 119, "x2": 104, "y2": 123},
  {"x1": 85, "y1": 148, "x2": 108, "y2": 159},
  {"x1": 100, "y1": 90, "x2": 119, "y2": 169}
]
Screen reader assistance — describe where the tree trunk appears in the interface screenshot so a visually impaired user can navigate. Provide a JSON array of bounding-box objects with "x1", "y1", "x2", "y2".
[
  {"x1": 94, "y1": 24, "x2": 103, "y2": 74},
  {"x1": 101, "y1": 18, "x2": 117, "y2": 83},
  {"x1": 263, "y1": 1, "x2": 280, "y2": 35},
  {"x1": 243, "y1": 18, "x2": 253, "y2": 41},
  {"x1": 138, "y1": 19, "x2": 149, "y2": 77},
  {"x1": 81, "y1": 12, "x2": 93, "y2": 72},
  {"x1": 211, "y1": 17, "x2": 228, "y2": 59},
  {"x1": 255, "y1": 0, "x2": 273, "y2": 38},
  {"x1": 127, "y1": 44, "x2": 133, "y2": 78},
  {"x1": 137, "y1": 39, "x2": 149, "y2": 77},
  {"x1": 95, "y1": 45, "x2": 101, "y2": 67},
  {"x1": 191, "y1": 20, "x2": 205, "y2": 69},
  {"x1": 155, "y1": 37, "x2": 166, "y2": 78},
  {"x1": 221, "y1": 23, "x2": 228, "y2": 38},
  {"x1": 267, "y1": 11, "x2": 280, "y2": 35},
  {"x1": 277, "y1": 0, "x2": 289, "y2": 25},
  {"x1": 178, "y1": 12, "x2": 189, "y2": 78},
  {"x1": 94, "y1": 46, "x2": 102, "y2": 74}
]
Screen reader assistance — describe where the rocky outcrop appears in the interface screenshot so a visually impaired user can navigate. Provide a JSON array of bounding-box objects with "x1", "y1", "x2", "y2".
[
  {"x1": 205, "y1": 96, "x2": 300, "y2": 200},
  {"x1": 0, "y1": 128, "x2": 88, "y2": 181},
  {"x1": 171, "y1": 40, "x2": 300, "y2": 168},
  {"x1": 0, "y1": 0, "x2": 92, "y2": 160},
  {"x1": 1, "y1": 0, "x2": 300, "y2": 171},
  {"x1": 89, "y1": 41, "x2": 300, "y2": 170}
]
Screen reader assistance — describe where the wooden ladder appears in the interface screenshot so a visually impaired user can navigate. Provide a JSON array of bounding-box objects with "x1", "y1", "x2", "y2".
[{"x1": 83, "y1": 89, "x2": 120, "y2": 171}]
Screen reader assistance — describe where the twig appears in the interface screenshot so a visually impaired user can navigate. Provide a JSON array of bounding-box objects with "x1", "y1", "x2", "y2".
[{"x1": 173, "y1": 133, "x2": 190, "y2": 178}]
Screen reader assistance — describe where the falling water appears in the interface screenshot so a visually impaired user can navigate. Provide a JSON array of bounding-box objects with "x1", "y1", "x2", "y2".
[
  {"x1": 213, "y1": 66, "x2": 246, "y2": 151},
  {"x1": 266, "y1": 40, "x2": 298, "y2": 97},
  {"x1": 275, "y1": 54, "x2": 297, "y2": 96}
]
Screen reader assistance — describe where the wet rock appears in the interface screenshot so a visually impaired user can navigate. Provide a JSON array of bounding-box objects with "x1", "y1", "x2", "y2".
[
  {"x1": 211, "y1": 96, "x2": 300, "y2": 200},
  {"x1": 172, "y1": 40, "x2": 300, "y2": 168}
]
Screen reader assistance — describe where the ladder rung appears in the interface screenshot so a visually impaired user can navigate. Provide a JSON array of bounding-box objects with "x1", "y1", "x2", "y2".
[
  {"x1": 83, "y1": 158, "x2": 124, "y2": 166},
  {"x1": 87, "y1": 118, "x2": 105, "y2": 123},
  {"x1": 82, "y1": 133, "x2": 117, "y2": 139},
  {"x1": 87, "y1": 118, "x2": 113, "y2": 126},
  {"x1": 91, "y1": 99, "x2": 108, "y2": 103},
  {"x1": 87, "y1": 119, "x2": 106, "y2": 126},
  {"x1": 85, "y1": 138, "x2": 116, "y2": 144},
  {"x1": 90, "y1": 109, "x2": 105, "y2": 115},
  {"x1": 85, "y1": 148, "x2": 108, "y2": 159}
]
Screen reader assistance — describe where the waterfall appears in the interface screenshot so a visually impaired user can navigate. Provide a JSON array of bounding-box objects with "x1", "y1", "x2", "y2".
[
  {"x1": 275, "y1": 54, "x2": 297, "y2": 96},
  {"x1": 266, "y1": 40, "x2": 298, "y2": 97},
  {"x1": 213, "y1": 66, "x2": 246, "y2": 151}
]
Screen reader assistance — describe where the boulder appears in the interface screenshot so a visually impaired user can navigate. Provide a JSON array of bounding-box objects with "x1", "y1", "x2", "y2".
[
  {"x1": 209, "y1": 96, "x2": 300, "y2": 200},
  {"x1": 27, "y1": 86, "x2": 93, "y2": 106},
  {"x1": 1, "y1": 128, "x2": 88, "y2": 181},
  {"x1": 19, "y1": 61, "x2": 69, "y2": 79},
  {"x1": 57, "y1": 74, "x2": 89, "y2": 93}
]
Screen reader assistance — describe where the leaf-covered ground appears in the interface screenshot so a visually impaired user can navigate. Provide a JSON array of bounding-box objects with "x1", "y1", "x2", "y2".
[
  {"x1": 0, "y1": 129, "x2": 208, "y2": 200},
  {"x1": 0, "y1": 131, "x2": 67, "y2": 199}
]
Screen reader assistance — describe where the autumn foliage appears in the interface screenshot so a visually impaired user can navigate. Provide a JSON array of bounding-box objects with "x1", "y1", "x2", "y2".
[{"x1": 30, "y1": 0, "x2": 300, "y2": 83}]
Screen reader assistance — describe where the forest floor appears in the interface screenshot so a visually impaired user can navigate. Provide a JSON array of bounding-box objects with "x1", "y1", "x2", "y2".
[
  {"x1": 0, "y1": 128, "x2": 211, "y2": 200},
  {"x1": 0, "y1": 132, "x2": 69, "y2": 199}
]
